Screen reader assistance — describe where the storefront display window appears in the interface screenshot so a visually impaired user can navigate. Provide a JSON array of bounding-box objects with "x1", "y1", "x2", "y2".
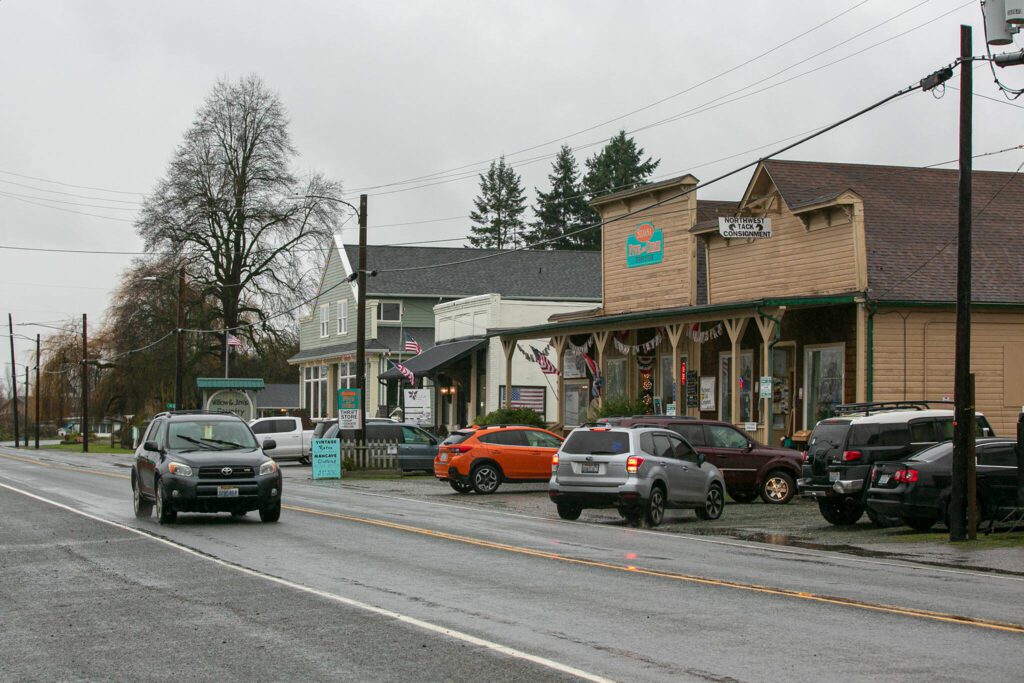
[
  {"x1": 563, "y1": 380, "x2": 590, "y2": 427},
  {"x1": 719, "y1": 351, "x2": 753, "y2": 424},
  {"x1": 605, "y1": 358, "x2": 627, "y2": 399},
  {"x1": 303, "y1": 365, "x2": 329, "y2": 419},
  {"x1": 804, "y1": 344, "x2": 844, "y2": 428}
]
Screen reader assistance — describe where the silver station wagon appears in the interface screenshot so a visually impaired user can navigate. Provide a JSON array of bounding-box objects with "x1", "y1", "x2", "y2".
[{"x1": 548, "y1": 425, "x2": 726, "y2": 527}]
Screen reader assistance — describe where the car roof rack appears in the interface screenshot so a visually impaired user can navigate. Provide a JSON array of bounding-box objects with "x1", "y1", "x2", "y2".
[
  {"x1": 832, "y1": 400, "x2": 953, "y2": 416},
  {"x1": 151, "y1": 409, "x2": 238, "y2": 419}
]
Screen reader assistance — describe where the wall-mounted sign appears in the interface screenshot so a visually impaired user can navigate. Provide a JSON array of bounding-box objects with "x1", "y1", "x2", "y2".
[
  {"x1": 718, "y1": 216, "x2": 772, "y2": 239},
  {"x1": 759, "y1": 376, "x2": 773, "y2": 400},
  {"x1": 626, "y1": 222, "x2": 664, "y2": 268}
]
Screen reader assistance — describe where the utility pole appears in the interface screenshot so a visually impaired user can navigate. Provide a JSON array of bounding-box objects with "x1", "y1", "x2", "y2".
[
  {"x1": 950, "y1": 24, "x2": 974, "y2": 542},
  {"x1": 35, "y1": 334, "x2": 40, "y2": 449},
  {"x1": 8, "y1": 313, "x2": 19, "y2": 448},
  {"x1": 82, "y1": 313, "x2": 89, "y2": 454},
  {"x1": 175, "y1": 267, "x2": 185, "y2": 409},
  {"x1": 355, "y1": 193, "x2": 368, "y2": 446},
  {"x1": 24, "y1": 366, "x2": 29, "y2": 446}
]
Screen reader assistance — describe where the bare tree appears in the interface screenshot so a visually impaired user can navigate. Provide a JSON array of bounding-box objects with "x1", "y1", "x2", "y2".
[{"x1": 136, "y1": 75, "x2": 344, "y2": 361}]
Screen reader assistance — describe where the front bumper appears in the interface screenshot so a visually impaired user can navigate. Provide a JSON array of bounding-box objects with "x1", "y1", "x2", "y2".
[{"x1": 162, "y1": 472, "x2": 282, "y2": 513}]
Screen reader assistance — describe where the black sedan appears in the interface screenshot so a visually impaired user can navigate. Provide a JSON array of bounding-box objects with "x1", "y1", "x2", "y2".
[
  {"x1": 132, "y1": 411, "x2": 283, "y2": 524},
  {"x1": 865, "y1": 437, "x2": 1019, "y2": 531}
]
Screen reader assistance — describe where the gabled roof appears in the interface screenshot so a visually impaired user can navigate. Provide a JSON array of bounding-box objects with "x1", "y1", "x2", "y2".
[
  {"x1": 343, "y1": 245, "x2": 601, "y2": 301},
  {"x1": 760, "y1": 159, "x2": 1024, "y2": 304}
]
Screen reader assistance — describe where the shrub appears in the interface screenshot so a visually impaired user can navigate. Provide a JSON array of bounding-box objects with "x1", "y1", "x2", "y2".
[
  {"x1": 590, "y1": 395, "x2": 649, "y2": 420},
  {"x1": 475, "y1": 407, "x2": 545, "y2": 428}
]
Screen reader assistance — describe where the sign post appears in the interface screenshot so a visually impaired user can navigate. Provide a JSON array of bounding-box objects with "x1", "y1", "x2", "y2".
[{"x1": 311, "y1": 438, "x2": 342, "y2": 480}]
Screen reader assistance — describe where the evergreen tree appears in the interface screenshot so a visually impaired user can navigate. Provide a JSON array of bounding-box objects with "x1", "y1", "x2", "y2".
[
  {"x1": 467, "y1": 156, "x2": 527, "y2": 249},
  {"x1": 580, "y1": 130, "x2": 660, "y2": 250},
  {"x1": 528, "y1": 145, "x2": 594, "y2": 250}
]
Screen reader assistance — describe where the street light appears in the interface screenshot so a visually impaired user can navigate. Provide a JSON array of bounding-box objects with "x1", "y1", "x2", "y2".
[{"x1": 142, "y1": 267, "x2": 186, "y2": 410}]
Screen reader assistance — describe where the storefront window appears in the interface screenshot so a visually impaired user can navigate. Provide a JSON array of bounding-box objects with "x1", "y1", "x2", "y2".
[
  {"x1": 605, "y1": 358, "x2": 627, "y2": 400},
  {"x1": 303, "y1": 365, "x2": 329, "y2": 418},
  {"x1": 563, "y1": 380, "x2": 590, "y2": 427},
  {"x1": 659, "y1": 354, "x2": 683, "y2": 413},
  {"x1": 337, "y1": 360, "x2": 354, "y2": 389},
  {"x1": 804, "y1": 344, "x2": 844, "y2": 427},
  {"x1": 719, "y1": 351, "x2": 753, "y2": 424}
]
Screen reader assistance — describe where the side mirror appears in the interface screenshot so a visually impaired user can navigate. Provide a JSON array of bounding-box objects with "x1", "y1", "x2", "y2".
[
  {"x1": 143, "y1": 441, "x2": 160, "y2": 453},
  {"x1": 982, "y1": 427, "x2": 991, "y2": 437},
  {"x1": 262, "y1": 439, "x2": 277, "y2": 451},
  {"x1": 746, "y1": 441, "x2": 755, "y2": 452},
  {"x1": 697, "y1": 453, "x2": 706, "y2": 467}
]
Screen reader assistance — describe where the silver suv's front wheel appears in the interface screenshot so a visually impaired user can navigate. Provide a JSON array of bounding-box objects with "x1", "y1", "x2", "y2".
[{"x1": 697, "y1": 484, "x2": 723, "y2": 520}]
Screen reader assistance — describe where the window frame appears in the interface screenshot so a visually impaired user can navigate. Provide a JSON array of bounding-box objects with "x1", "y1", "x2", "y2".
[
  {"x1": 376, "y1": 300, "x2": 402, "y2": 323},
  {"x1": 319, "y1": 303, "x2": 330, "y2": 338},
  {"x1": 336, "y1": 300, "x2": 348, "y2": 335}
]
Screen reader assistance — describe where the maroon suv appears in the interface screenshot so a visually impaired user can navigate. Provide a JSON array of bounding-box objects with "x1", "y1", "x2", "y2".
[{"x1": 602, "y1": 416, "x2": 803, "y2": 504}]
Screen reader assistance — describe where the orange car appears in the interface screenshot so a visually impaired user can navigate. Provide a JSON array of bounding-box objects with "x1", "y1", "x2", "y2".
[{"x1": 434, "y1": 425, "x2": 564, "y2": 494}]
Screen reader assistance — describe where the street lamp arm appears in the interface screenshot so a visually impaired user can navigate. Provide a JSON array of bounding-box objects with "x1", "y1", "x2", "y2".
[{"x1": 296, "y1": 194, "x2": 360, "y2": 215}]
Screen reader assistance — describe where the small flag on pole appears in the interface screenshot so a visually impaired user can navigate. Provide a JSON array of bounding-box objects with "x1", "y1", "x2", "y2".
[
  {"x1": 390, "y1": 360, "x2": 414, "y2": 384},
  {"x1": 226, "y1": 333, "x2": 242, "y2": 348},
  {"x1": 403, "y1": 332, "x2": 422, "y2": 355},
  {"x1": 530, "y1": 346, "x2": 560, "y2": 375}
]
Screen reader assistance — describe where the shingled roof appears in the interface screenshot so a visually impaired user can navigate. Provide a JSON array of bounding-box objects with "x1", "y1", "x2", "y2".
[
  {"x1": 761, "y1": 159, "x2": 1024, "y2": 304},
  {"x1": 344, "y1": 245, "x2": 601, "y2": 301}
]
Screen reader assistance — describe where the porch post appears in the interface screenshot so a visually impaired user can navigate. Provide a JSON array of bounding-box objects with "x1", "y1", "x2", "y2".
[
  {"x1": 593, "y1": 331, "x2": 610, "y2": 409},
  {"x1": 665, "y1": 323, "x2": 686, "y2": 416},
  {"x1": 855, "y1": 301, "x2": 867, "y2": 402},
  {"x1": 724, "y1": 317, "x2": 749, "y2": 425},
  {"x1": 754, "y1": 315, "x2": 777, "y2": 445},
  {"x1": 552, "y1": 336, "x2": 567, "y2": 431},
  {"x1": 501, "y1": 337, "x2": 515, "y2": 409},
  {"x1": 469, "y1": 349, "x2": 479, "y2": 424}
]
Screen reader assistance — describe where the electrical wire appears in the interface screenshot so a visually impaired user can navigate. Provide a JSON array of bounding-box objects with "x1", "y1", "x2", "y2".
[{"x1": 980, "y1": 0, "x2": 1024, "y2": 100}]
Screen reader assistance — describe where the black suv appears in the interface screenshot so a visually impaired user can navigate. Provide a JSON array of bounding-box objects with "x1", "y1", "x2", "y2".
[
  {"x1": 798, "y1": 402, "x2": 994, "y2": 526},
  {"x1": 131, "y1": 411, "x2": 284, "y2": 524}
]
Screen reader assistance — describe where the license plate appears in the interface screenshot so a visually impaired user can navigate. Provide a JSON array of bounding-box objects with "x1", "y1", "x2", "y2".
[
  {"x1": 829, "y1": 471, "x2": 840, "y2": 482},
  {"x1": 440, "y1": 454, "x2": 448, "y2": 462},
  {"x1": 878, "y1": 474, "x2": 890, "y2": 485},
  {"x1": 217, "y1": 486, "x2": 239, "y2": 498},
  {"x1": 581, "y1": 463, "x2": 600, "y2": 474}
]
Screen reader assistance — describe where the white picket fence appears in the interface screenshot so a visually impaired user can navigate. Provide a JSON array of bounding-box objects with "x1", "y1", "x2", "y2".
[{"x1": 339, "y1": 439, "x2": 398, "y2": 470}]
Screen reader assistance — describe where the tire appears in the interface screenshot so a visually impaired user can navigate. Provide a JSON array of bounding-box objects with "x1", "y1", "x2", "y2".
[
  {"x1": 904, "y1": 515, "x2": 938, "y2": 532},
  {"x1": 645, "y1": 485, "x2": 666, "y2": 527},
  {"x1": 470, "y1": 463, "x2": 501, "y2": 495},
  {"x1": 866, "y1": 506, "x2": 902, "y2": 528},
  {"x1": 817, "y1": 498, "x2": 863, "y2": 526},
  {"x1": 449, "y1": 479, "x2": 472, "y2": 493},
  {"x1": 259, "y1": 502, "x2": 281, "y2": 523},
  {"x1": 729, "y1": 490, "x2": 758, "y2": 504},
  {"x1": 556, "y1": 500, "x2": 583, "y2": 521},
  {"x1": 759, "y1": 471, "x2": 796, "y2": 505},
  {"x1": 132, "y1": 475, "x2": 152, "y2": 519},
  {"x1": 155, "y1": 479, "x2": 176, "y2": 525},
  {"x1": 697, "y1": 484, "x2": 724, "y2": 520}
]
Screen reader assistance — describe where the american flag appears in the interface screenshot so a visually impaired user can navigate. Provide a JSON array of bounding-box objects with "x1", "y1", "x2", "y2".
[
  {"x1": 501, "y1": 386, "x2": 546, "y2": 413},
  {"x1": 390, "y1": 360, "x2": 414, "y2": 384},
  {"x1": 403, "y1": 332, "x2": 422, "y2": 355},
  {"x1": 226, "y1": 333, "x2": 242, "y2": 348},
  {"x1": 530, "y1": 346, "x2": 560, "y2": 375}
]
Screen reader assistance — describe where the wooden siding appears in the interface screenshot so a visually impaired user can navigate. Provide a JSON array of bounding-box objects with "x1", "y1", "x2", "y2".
[
  {"x1": 599, "y1": 190, "x2": 695, "y2": 315},
  {"x1": 872, "y1": 308, "x2": 1024, "y2": 435},
  {"x1": 706, "y1": 202, "x2": 861, "y2": 304},
  {"x1": 299, "y1": 245, "x2": 358, "y2": 352}
]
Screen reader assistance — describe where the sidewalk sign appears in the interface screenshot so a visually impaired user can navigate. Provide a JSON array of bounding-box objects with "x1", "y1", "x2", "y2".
[{"x1": 311, "y1": 438, "x2": 341, "y2": 480}]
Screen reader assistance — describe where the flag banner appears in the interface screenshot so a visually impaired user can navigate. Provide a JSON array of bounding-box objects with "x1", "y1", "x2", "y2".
[
  {"x1": 499, "y1": 386, "x2": 546, "y2": 414},
  {"x1": 226, "y1": 333, "x2": 242, "y2": 348},
  {"x1": 390, "y1": 360, "x2": 414, "y2": 384},
  {"x1": 403, "y1": 332, "x2": 422, "y2": 355},
  {"x1": 530, "y1": 345, "x2": 560, "y2": 375}
]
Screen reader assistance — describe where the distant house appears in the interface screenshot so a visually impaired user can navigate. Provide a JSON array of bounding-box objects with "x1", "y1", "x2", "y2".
[{"x1": 290, "y1": 236, "x2": 601, "y2": 423}]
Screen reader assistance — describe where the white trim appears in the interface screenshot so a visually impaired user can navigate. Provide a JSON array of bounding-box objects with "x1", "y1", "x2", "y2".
[
  {"x1": 376, "y1": 300, "x2": 403, "y2": 323},
  {"x1": 319, "y1": 304, "x2": 330, "y2": 338},
  {"x1": 336, "y1": 299, "x2": 348, "y2": 335}
]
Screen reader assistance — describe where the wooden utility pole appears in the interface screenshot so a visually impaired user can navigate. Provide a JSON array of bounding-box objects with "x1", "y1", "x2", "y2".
[
  {"x1": 35, "y1": 334, "x2": 40, "y2": 449},
  {"x1": 175, "y1": 267, "x2": 185, "y2": 409},
  {"x1": 355, "y1": 193, "x2": 368, "y2": 446},
  {"x1": 82, "y1": 313, "x2": 89, "y2": 454},
  {"x1": 8, "y1": 313, "x2": 19, "y2": 448},
  {"x1": 24, "y1": 366, "x2": 29, "y2": 446}
]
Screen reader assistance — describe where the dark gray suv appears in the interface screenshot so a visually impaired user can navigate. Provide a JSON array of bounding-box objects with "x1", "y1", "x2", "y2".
[{"x1": 548, "y1": 425, "x2": 726, "y2": 527}]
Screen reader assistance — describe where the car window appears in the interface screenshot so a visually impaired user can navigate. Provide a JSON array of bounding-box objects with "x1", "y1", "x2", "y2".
[
  {"x1": 367, "y1": 425, "x2": 401, "y2": 442},
  {"x1": 167, "y1": 419, "x2": 257, "y2": 450},
  {"x1": 909, "y1": 420, "x2": 936, "y2": 443},
  {"x1": 906, "y1": 441, "x2": 954, "y2": 463},
  {"x1": 849, "y1": 423, "x2": 911, "y2": 448},
  {"x1": 150, "y1": 421, "x2": 166, "y2": 447},
  {"x1": 809, "y1": 422, "x2": 850, "y2": 452},
  {"x1": 936, "y1": 419, "x2": 954, "y2": 441},
  {"x1": 639, "y1": 433, "x2": 656, "y2": 456},
  {"x1": 651, "y1": 434, "x2": 675, "y2": 458},
  {"x1": 322, "y1": 425, "x2": 340, "y2": 440},
  {"x1": 978, "y1": 444, "x2": 1016, "y2": 467},
  {"x1": 401, "y1": 426, "x2": 434, "y2": 445},
  {"x1": 479, "y1": 430, "x2": 527, "y2": 446},
  {"x1": 312, "y1": 421, "x2": 335, "y2": 438},
  {"x1": 524, "y1": 430, "x2": 562, "y2": 448},
  {"x1": 562, "y1": 431, "x2": 630, "y2": 455},
  {"x1": 669, "y1": 435, "x2": 697, "y2": 462},
  {"x1": 251, "y1": 420, "x2": 271, "y2": 435},
  {"x1": 275, "y1": 419, "x2": 297, "y2": 433},
  {"x1": 706, "y1": 425, "x2": 748, "y2": 449},
  {"x1": 442, "y1": 431, "x2": 474, "y2": 445},
  {"x1": 671, "y1": 423, "x2": 706, "y2": 446}
]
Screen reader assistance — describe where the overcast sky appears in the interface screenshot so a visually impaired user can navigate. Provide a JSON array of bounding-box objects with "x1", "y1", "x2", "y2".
[{"x1": 2, "y1": 0, "x2": 1023, "y2": 377}]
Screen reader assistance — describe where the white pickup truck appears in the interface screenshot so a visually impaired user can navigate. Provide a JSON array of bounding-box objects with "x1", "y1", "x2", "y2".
[{"x1": 249, "y1": 416, "x2": 314, "y2": 464}]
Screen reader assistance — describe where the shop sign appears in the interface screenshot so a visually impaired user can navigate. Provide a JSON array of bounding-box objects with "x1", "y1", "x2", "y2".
[
  {"x1": 699, "y1": 377, "x2": 716, "y2": 411},
  {"x1": 759, "y1": 376, "x2": 773, "y2": 400},
  {"x1": 686, "y1": 370, "x2": 699, "y2": 408},
  {"x1": 337, "y1": 388, "x2": 362, "y2": 430},
  {"x1": 312, "y1": 438, "x2": 341, "y2": 480},
  {"x1": 718, "y1": 216, "x2": 772, "y2": 239},
  {"x1": 206, "y1": 389, "x2": 253, "y2": 420},
  {"x1": 626, "y1": 222, "x2": 664, "y2": 268},
  {"x1": 403, "y1": 388, "x2": 432, "y2": 425}
]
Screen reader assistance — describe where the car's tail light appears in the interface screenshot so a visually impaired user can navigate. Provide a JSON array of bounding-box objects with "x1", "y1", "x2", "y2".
[
  {"x1": 551, "y1": 453, "x2": 560, "y2": 468},
  {"x1": 893, "y1": 468, "x2": 919, "y2": 484},
  {"x1": 842, "y1": 450, "x2": 862, "y2": 462},
  {"x1": 448, "y1": 445, "x2": 472, "y2": 453},
  {"x1": 871, "y1": 467, "x2": 879, "y2": 483},
  {"x1": 626, "y1": 456, "x2": 644, "y2": 474},
  {"x1": 802, "y1": 451, "x2": 808, "y2": 463}
]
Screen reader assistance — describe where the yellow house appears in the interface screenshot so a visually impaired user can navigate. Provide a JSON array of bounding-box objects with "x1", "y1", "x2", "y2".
[{"x1": 498, "y1": 160, "x2": 1024, "y2": 440}]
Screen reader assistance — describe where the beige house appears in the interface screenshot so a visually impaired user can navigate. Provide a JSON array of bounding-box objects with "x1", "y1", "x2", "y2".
[{"x1": 499, "y1": 160, "x2": 1024, "y2": 441}]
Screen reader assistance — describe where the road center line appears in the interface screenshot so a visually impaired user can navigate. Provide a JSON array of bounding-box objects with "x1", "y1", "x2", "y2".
[{"x1": 0, "y1": 480, "x2": 614, "y2": 683}]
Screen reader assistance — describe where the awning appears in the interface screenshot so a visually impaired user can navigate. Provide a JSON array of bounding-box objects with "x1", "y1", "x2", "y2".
[{"x1": 379, "y1": 337, "x2": 487, "y2": 381}]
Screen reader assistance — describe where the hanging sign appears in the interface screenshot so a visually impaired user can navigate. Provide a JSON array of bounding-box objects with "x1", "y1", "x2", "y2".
[
  {"x1": 626, "y1": 222, "x2": 664, "y2": 268},
  {"x1": 337, "y1": 388, "x2": 362, "y2": 430},
  {"x1": 718, "y1": 216, "x2": 772, "y2": 239}
]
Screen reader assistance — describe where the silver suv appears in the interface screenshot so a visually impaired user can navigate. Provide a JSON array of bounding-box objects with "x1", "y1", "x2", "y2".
[{"x1": 548, "y1": 425, "x2": 726, "y2": 527}]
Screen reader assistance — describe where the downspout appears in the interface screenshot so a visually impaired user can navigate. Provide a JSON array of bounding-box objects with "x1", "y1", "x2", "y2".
[
  {"x1": 757, "y1": 305, "x2": 785, "y2": 448},
  {"x1": 865, "y1": 294, "x2": 877, "y2": 402}
]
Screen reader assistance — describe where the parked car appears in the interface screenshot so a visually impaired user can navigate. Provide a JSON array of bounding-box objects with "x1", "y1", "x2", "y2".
[
  {"x1": 434, "y1": 424, "x2": 564, "y2": 494},
  {"x1": 250, "y1": 416, "x2": 314, "y2": 464},
  {"x1": 321, "y1": 421, "x2": 440, "y2": 472},
  {"x1": 131, "y1": 411, "x2": 283, "y2": 524},
  {"x1": 605, "y1": 416, "x2": 802, "y2": 504},
  {"x1": 865, "y1": 437, "x2": 1019, "y2": 531},
  {"x1": 798, "y1": 402, "x2": 994, "y2": 526},
  {"x1": 548, "y1": 424, "x2": 725, "y2": 527}
]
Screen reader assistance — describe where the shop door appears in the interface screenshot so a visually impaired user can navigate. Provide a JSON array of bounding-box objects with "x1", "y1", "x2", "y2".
[
  {"x1": 804, "y1": 344, "x2": 845, "y2": 429},
  {"x1": 770, "y1": 347, "x2": 795, "y2": 437}
]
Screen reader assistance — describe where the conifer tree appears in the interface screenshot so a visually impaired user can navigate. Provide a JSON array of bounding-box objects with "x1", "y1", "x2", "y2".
[
  {"x1": 528, "y1": 145, "x2": 594, "y2": 250},
  {"x1": 467, "y1": 156, "x2": 527, "y2": 249},
  {"x1": 580, "y1": 130, "x2": 660, "y2": 250}
]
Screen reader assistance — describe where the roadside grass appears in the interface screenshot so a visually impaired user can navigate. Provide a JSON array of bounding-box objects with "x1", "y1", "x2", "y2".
[
  {"x1": 45, "y1": 443, "x2": 135, "y2": 455},
  {"x1": 887, "y1": 529, "x2": 1024, "y2": 549}
]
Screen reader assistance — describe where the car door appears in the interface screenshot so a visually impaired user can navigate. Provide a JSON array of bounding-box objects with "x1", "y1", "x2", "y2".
[
  {"x1": 653, "y1": 433, "x2": 703, "y2": 505},
  {"x1": 399, "y1": 425, "x2": 438, "y2": 470},
  {"x1": 478, "y1": 430, "x2": 529, "y2": 477},
  {"x1": 522, "y1": 429, "x2": 563, "y2": 479},
  {"x1": 976, "y1": 443, "x2": 1018, "y2": 511},
  {"x1": 703, "y1": 424, "x2": 756, "y2": 490},
  {"x1": 139, "y1": 420, "x2": 165, "y2": 495}
]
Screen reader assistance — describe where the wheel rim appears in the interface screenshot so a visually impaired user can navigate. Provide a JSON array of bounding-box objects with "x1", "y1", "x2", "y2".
[
  {"x1": 706, "y1": 488, "x2": 723, "y2": 518},
  {"x1": 475, "y1": 467, "x2": 498, "y2": 492},
  {"x1": 764, "y1": 476, "x2": 790, "y2": 501},
  {"x1": 649, "y1": 488, "x2": 665, "y2": 525}
]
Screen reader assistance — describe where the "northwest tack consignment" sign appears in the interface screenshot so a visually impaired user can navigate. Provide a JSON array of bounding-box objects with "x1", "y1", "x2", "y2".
[{"x1": 718, "y1": 216, "x2": 772, "y2": 239}]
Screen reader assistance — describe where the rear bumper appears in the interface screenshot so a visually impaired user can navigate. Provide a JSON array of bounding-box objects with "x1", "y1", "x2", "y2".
[
  {"x1": 798, "y1": 477, "x2": 864, "y2": 498},
  {"x1": 548, "y1": 484, "x2": 645, "y2": 510},
  {"x1": 435, "y1": 464, "x2": 470, "y2": 484}
]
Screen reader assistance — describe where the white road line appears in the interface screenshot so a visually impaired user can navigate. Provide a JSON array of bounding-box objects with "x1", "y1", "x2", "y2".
[{"x1": 0, "y1": 480, "x2": 614, "y2": 683}]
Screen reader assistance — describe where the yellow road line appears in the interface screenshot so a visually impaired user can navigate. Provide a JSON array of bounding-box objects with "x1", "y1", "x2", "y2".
[{"x1": 4, "y1": 450, "x2": 1022, "y2": 635}]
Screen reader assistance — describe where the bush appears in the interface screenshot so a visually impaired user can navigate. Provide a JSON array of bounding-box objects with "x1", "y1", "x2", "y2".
[
  {"x1": 475, "y1": 407, "x2": 545, "y2": 428},
  {"x1": 591, "y1": 395, "x2": 649, "y2": 420}
]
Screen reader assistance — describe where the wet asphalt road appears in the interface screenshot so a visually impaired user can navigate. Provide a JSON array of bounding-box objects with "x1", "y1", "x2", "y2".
[{"x1": 2, "y1": 447, "x2": 1023, "y2": 682}]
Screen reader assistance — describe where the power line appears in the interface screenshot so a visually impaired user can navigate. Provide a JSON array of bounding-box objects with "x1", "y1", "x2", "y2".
[{"x1": 0, "y1": 168, "x2": 145, "y2": 195}]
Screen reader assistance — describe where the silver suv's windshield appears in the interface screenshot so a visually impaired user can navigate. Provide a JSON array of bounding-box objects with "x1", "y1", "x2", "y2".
[
  {"x1": 167, "y1": 420, "x2": 258, "y2": 451},
  {"x1": 562, "y1": 431, "x2": 631, "y2": 455}
]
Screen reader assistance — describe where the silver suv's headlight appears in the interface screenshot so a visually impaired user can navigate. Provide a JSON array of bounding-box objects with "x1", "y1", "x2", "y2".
[
  {"x1": 167, "y1": 461, "x2": 193, "y2": 477},
  {"x1": 259, "y1": 461, "x2": 279, "y2": 476}
]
